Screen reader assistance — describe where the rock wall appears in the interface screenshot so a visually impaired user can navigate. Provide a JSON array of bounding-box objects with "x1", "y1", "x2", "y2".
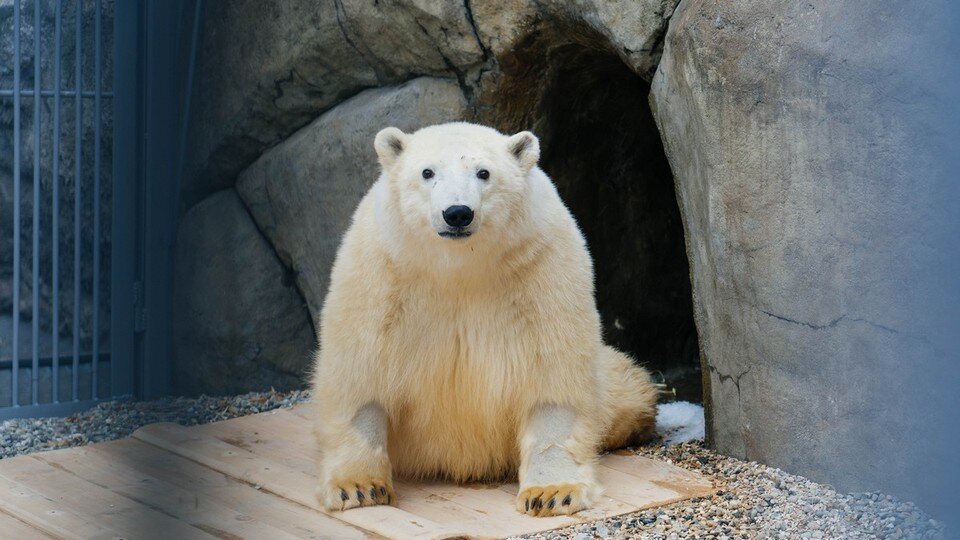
[
  {"x1": 173, "y1": 0, "x2": 959, "y2": 518},
  {"x1": 181, "y1": 0, "x2": 485, "y2": 207},
  {"x1": 174, "y1": 0, "x2": 680, "y2": 395},
  {"x1": 651, "y1": 0, "x2": 958, "y2": 516},
  {"x1": 172, "y1": 189, "x2": 314, "y2": 396},
  {"x1": 181, "y1": 0, "x2": 680, "y2": 207}
]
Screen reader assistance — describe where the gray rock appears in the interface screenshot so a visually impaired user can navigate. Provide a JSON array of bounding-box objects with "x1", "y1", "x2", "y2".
[
  {"x1": 183, "y1": 0, "x2": 484, "y2": 207},
  {"x1": 651, "y1": 0, "x2": 957, "y2": 517},
  {"x1": 172, "y1": 189, "x2": 314, "y2": 396},
  {"x1": 236, "y1": 77, "x2": 468, "y2": 321},
  {"x1": 336, "y1": 1, "x2": 483, "y2": 79},
  {"x1": 183, "y1": 1, "x2": 683, "y2": 206},
  {"x1": 470, "y1": 0, "x2": 678, "y2": 79}
]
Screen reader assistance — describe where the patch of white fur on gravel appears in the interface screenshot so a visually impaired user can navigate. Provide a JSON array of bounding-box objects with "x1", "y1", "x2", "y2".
[{"x1": 655, "y1": 400, "x2": 705, "y2": 445}]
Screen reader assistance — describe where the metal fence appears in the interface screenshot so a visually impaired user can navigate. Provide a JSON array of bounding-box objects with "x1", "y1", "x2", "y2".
[
  {"x1": 2, "y1": 0, "x2": 202, "y2": 419},
  {"x1": 1, "y1": 0, "x2": 136, "y2": 419}
]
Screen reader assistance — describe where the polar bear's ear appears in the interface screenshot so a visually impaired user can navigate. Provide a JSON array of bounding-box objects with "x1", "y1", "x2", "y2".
[
  {"x1": 506, "y1": 131, "x2": 540, "y2": 172},
  {"x1": 374, "y1": 127, "x2": 408, "y2": 168}
]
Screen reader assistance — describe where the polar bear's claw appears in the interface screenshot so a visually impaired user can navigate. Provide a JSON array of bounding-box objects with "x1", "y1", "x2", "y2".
[
  {"x1": 517, "y1": 482, "x2": 589, "y2": 517},
  {"x1": 317, "y1": 476, "x2": 395, "y2": 511}
]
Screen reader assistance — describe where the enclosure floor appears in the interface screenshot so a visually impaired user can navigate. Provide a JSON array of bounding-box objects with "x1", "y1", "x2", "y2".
[{"x1": 0, "y1": 404, "x2": 714, "y2": 539}]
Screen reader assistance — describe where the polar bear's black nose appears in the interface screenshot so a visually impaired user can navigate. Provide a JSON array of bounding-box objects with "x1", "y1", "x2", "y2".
[{"x1": 442, "y1": 205, "x2": 474, "y2": 227}]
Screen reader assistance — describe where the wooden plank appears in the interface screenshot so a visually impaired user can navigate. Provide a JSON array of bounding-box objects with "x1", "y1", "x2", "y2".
[
  {"x1": 200, "y1": 409, "x2": 316, "y2": 473},
  {"x1": 201, "y1": 409, "x2": 530, "y2": 536},
  {"x1": 0, "y1": 401, "x2": 714, "y2": 539},
  {"x1": 178, "y1": 413, "x2": 495, "y2": 535},
  {"x1": 286, "y1": 402, "x2": 313, "y2": 420},
  {"x1": 595, "y1": 461, "x2": 688, "y2": 509},
  {"x1": 601, "y1": 452, "x2": 715, "y2": 499},
  {"x1": 289, "y1": 405, "x2": 714, "y2": 500},
  {"x1": 596, "y1": 453, "x2": 715, "y2": 514},
  {"x1": 0, "y1": 455, "x2": 214, "y2": 539},
  {"x1": 0, "y1": 508, "x2": 56, "y2": 539},
  {"x1": 34, "y1": 439, "x2": 370, "y2": 539},
  {"x1": 90, "y1": 439, "x2": 371, "y2": 539},
  {"x1": 196, "y1": 408, "x2": 704, "y2": 536},
  {"x1": 133, "y1": 422, "x2": 466, "y2": 539},
  {"x1": 0, "y1": 469, "x2": 116, "y2": 539},
  {"x1": 487, "y1": 455, "x2": 716, "y2": 518},
  {"x1": 419, "y1": 479, "x2": 581, "y2": 534}
]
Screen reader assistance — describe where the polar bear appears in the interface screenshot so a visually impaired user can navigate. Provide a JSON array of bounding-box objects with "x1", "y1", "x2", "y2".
[{"x1": 311, "y1": 122, "x2": 658, "y2": 517}]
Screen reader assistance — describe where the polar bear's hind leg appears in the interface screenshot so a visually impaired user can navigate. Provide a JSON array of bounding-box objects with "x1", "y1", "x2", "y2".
[{"x1": 598, "y1": 346, "x2": 659, "y2": 450}]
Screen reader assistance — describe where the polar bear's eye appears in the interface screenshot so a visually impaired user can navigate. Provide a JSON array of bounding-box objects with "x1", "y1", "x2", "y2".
[
  {"x1": 422, "y1": 169, "x2": 434, "y2": 180},
  {"x1": 477, "y1": 169, "x2": 490, "y2": 180}
]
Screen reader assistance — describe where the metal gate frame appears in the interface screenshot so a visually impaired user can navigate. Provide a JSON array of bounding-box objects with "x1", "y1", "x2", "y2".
[{"x1": 122, "y1": 0, "x2": 200, "y2": 403}]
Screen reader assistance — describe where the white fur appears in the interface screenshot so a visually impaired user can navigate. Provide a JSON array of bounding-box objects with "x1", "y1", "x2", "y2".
[{"x1": 312, "y1": 122, "x2": 658, "y2": 516}]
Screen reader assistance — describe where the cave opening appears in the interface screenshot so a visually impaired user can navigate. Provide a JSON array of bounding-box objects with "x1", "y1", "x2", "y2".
[{"x1": 482, "y1": 24, "x2": 702, "y2": 401}]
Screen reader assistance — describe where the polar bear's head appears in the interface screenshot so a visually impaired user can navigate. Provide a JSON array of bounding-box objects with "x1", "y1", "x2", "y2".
[{"x1": 373, "y1": 122, "x2": 540, "y2": 244}]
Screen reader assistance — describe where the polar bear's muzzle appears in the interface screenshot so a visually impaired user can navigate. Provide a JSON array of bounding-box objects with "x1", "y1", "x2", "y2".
[
  {"x1": 438, "y1": 205, "x2": 475, "y2": 239},
  {"x1": 429, "y1": 171, "x2": 481, "y2": 239}
]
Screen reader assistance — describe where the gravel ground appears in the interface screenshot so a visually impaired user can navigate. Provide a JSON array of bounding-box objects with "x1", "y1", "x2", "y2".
[
  {"x1": 520, "y1": 443, "x2": 947, "y2": 540},
  {"x1": 0, "y1": 390, "x2": 948, "y2": 539},
  {"x1": 0, "y1": 389, "x2": 310, "y2": 459}
]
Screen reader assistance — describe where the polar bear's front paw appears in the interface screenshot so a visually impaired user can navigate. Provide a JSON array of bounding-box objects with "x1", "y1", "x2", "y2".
[
  {"x1": 316, "y1": 475, "x2": 396, "y2": 511},
  {"x1": 516, "y1": 482, "x2": 592, "y2": 517}
]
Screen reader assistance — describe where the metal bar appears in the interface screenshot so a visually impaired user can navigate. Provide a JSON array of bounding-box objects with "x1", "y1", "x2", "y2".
[
  {"x1": 138, "y1": 0, "x2": 150, "y2": 398},
  {"x1": 140, "y1": 0, "x2": 152, "y2": 399},
  {"x1": 92, "y1": 0, "x2": 102, "y2": 400},
  {"x1": 52, "y1": 0, "x2": 63, "y2": 404},
  {"x1": 140, "y1": 0, "x2": 181, "y2": 399},
  {"x1": 110, "y1": 0, "x2": 140, "y2": 399},
  {"x1": 11, "y1": 0, "x2": 22, "y2": 408},
  {"x1": 72, "y1": 0, "x2": 82, "y2": 402},
  {"x1": 31, "y1": 0, "x2": 41, "y2": 405},
  {"x1": 0, "y1": 90, "x2": 115, "y2": 98},
  {"x1": 175, "y1": 0, "x2": 202, "y2": 203},
  {"x1": 1, "y1": 352, "x2": 107, "y2": 371}
]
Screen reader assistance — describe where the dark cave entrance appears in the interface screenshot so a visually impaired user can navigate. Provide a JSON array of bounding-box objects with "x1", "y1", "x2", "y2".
[{"x1": 482, "y1": 26, "x2": 702, "y2": 401}]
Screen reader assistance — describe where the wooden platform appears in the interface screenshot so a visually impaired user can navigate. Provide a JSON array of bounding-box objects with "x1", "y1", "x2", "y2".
[{"x1": 0, "y1": 405, "x2": 714, "y2": 539}]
